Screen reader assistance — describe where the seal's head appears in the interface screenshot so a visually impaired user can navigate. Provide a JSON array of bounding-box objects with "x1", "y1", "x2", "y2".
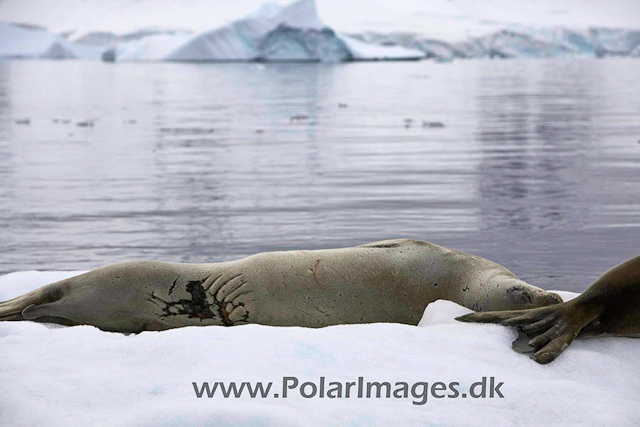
[{"x1": 457, "y1": 255, "x2": 640, "y2": 364}]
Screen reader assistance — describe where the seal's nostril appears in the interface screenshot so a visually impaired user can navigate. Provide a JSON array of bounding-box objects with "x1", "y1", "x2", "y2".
[{"x1": 547, "y1": 293, "x2": 563, "y2": 305}]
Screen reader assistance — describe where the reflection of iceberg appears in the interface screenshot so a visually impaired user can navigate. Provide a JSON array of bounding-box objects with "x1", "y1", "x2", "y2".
[{"x1": 0, "y1": 22, "x2": 103, "y2": 59}]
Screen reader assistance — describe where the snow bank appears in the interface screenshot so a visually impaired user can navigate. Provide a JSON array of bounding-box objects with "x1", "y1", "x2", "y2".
[{"x1": 1, "y1": 271, "x2": 638, "y2": 426}]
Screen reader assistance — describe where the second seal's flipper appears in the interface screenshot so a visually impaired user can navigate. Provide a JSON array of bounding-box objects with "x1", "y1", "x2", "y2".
[
  {"x1": 456, "y1": 303, "x2": 597, "y2": 364},
  {"x1": 511, "y1": 330, "x2": 535, "y2": 354}
]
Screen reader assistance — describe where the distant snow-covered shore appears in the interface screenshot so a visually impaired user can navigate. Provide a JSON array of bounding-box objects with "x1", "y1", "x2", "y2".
[{"x1": 1, "y1": 0, "x2": 639, "y2": 63}]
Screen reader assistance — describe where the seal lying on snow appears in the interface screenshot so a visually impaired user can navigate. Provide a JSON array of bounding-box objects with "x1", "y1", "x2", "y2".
[
  {"x1": 0, "y1": 239, "x2": 560, "y2": 333},
  {"x1": 2, "y1": 239, "x2": 637, "y2": 364},
  {"x1": 457, "y1": 255, "x2": 640, "y2": 364}
]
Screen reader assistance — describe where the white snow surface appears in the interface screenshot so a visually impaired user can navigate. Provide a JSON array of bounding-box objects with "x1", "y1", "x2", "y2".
[{"x1": 1, "y1": 271, "x2": 639, "y2": 426}]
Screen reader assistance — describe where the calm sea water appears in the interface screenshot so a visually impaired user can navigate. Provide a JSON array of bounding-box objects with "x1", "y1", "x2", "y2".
[{"x1": 0, "y1": 59, "x2": 639, "y2": 292}]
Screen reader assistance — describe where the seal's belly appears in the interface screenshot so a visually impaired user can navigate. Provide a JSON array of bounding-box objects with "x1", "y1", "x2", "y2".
[{"x1": 223, "y1": 247, "x2": 435, "y2": 327}]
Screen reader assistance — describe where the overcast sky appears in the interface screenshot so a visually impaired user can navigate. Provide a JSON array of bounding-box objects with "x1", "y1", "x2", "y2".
[{"x1": 1, "y1": 0, "x2": 639, "y2": 40}]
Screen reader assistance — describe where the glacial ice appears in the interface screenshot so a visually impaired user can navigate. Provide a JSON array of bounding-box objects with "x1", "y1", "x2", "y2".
[
  {"x1": 163, "y1": 0, "x2": 423, "y2": 62},
  {"x1": 0, "y1": 0, "x2": 424, "y2": 63},
  {"x1": 259, "y1": 26, "x2": 351, "y2": 62},
  {"x1": 337, "y1": 33, "x2": 424, "y2": 61},
  {"x1": 0, "y1": 22, "x2": 103, "y2": 60},
  {"x1": 349, "y1": 27, "x2": 640, "y2": 60},
  {"x1": 1, "y1": 0, "x2": 639, "y2": 62},
  {"x1": 102, "y1": 31, "x2": 193, "y2": 62}
]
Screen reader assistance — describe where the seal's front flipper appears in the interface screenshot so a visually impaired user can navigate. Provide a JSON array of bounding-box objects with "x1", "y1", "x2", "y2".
[
  {"x1": 511, "y1": 330, "x2": 535, "y2": 354},
  {"x1": 456, "y1": 302, "x2": 596, "y2": 364},
  {"x1": 455, "y1": 304, "x2": 558, "y2": 326},
  {"x1": 527, "y1": 326, "x2": 578, "y2": 364}
]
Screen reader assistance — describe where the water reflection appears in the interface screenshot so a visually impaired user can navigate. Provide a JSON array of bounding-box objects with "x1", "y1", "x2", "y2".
[{"x1": 0, "y1": 60, "x2": 639, "y2": 292}]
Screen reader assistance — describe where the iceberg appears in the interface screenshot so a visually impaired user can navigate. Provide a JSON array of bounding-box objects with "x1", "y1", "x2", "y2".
[
  {"x1": 0, "y1": 0, "x2": 423, "y2": 63},
  {"x1": 0, "y1": 21, "x2": 103, "y2": 60},
  {"x1": 457, "y1": 27, "x2": 640, "y2": 58},
  {"x1": 337, "y1": 34, "x2": 424, "y2": 61},
  {"x1": 347, "y1": 31, "x2": 463, "y2": 61},
  {"x1": 589, "y1": 27, "x2": 640, "y2": 56},
  {"x1": 165, "y1": 0, "x2": 325, "y2": 62},
  {"x1": 69, "y1": 31, "x2": 118, "y2": 47},
  {"x1": 102, "y1": 30, "x2": 193, "y2": 62},
  {"x1": 349, "y1": 26, "x2": 640, "y2": 60},
  {"x1": 137, "y1": 0, "x2": 423, "y2": 62},
  {"x1": 455, "y1": 29, "x2": 577, "y2": 59},
  {"x1": 258, "y1": 25, "x2": 351, "y2": 62},
  {"x1": 1, "y1": 271, "x2": 638, "y2": 426},
  {"x1": 3, "y1": 0, "x2": 639, "y2": 62},
  {"x1": 528, "y1": 28, "x2": 596, "y2": 55}
]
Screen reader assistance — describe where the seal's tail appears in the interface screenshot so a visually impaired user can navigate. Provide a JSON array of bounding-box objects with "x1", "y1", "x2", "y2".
[{"x1": 0, "y1": 283, "x2": 65, "y2": 321}]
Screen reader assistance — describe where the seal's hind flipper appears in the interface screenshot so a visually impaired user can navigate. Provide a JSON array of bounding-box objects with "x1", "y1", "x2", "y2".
[
  {"x1": 0, "y1": 282, "x2": 67, "y2": 323},
  {"x1": 21, "y1": 302, "x2": 72, "y2": 322},
  {"x1": 0, "y1": 297, "x2": 31, "y2": 321}
]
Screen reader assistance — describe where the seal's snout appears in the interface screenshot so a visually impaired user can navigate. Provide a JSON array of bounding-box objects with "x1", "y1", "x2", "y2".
[{"x1": 535, "y1": 291, "x2": 563, "y2": 307}]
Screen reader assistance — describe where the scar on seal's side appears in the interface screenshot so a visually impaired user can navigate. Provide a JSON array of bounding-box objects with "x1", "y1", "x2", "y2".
[{"x1": 0, "y1": 238, "x2": 638, "y2": 364}]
